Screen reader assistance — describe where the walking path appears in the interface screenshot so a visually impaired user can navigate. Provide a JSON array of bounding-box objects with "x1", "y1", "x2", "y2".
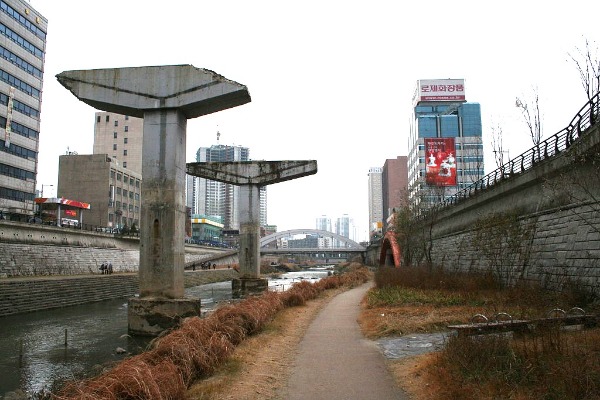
[{"x1": 282, "y1": 282, "x2": 409, "y2": 400}]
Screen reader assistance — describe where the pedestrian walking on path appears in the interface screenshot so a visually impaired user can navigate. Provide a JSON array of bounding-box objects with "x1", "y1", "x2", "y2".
[{"x1": 282, "y1": 282, "x2": 409, "y2": 400}]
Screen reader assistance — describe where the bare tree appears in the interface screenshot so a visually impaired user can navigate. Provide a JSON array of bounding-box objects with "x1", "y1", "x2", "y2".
[
  {"x1": 568, "y1": 37, "x2": 600, "y2": 101},
  {"x1": 515, "y1": 86, "x2": 543, "y2": 148},
  {"x1": 490, "y1": 121, "x2": 506, "y2": 169}
]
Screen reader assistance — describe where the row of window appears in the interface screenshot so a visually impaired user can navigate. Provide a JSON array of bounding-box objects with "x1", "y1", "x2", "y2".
[
  {"x1": 0, "y1": 44, "x2": 42, "y2": 78},
  {"x1": 0, "y1": 116, "x2": 38, "y2": 139},
  {"x1": 0, "y1": 185, "x2": 34, "y2": 202},
  {"x1": 0, "y1": 68, "x2": 40, "y2": 99},
  {"x1": 97, "y1": 114, "x2": 130, "y2": 123},
  {"x1": 0, "y1": 162, "x2": 34, "y2": 180},
  {"x1": 109, "y1": 201, "x2": 139, "y2": 213},
  {"x1": 0, "y1": 22, "x2": 43, "y2": 60},
  {"x1": 0, "y1": 138, "x2": 36, "y2": 159},
  {"x1": 0, "y1": 91, "x2": 39, "y2": 118},
  {"x1": 107, "y1": 214, "x2": 138, "y2": 227},
  {"x1": 114, "y1": 186, "x2": 140, "y2": 200},
  {"x1": 110, "y1": 170, "x2": 140, "y2": 187},
  {"x1": 0, "y1": 1, "x2": 46, "y2": 40}
]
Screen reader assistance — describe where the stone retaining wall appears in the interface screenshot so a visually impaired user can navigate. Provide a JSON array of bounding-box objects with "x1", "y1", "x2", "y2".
[{"x1": 0, "y1": 269, "x2": 239, "y2": 317}]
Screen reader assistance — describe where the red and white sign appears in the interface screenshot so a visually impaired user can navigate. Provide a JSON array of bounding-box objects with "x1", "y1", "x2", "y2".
[
  {"x1": 425, "y1": 138, "x2": 457, "y2": 187},
  {"x1": 414, "y1": 79, "x2": 465, "y2": 103}
]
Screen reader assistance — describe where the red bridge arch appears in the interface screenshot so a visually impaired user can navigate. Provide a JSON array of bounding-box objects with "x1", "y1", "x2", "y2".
[{"x1": 379, "y1": 230, "x2": 401, "y2": 267}]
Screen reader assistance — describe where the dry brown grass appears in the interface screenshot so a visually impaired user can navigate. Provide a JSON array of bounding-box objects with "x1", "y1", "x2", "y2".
[
  {"x1": 365, "y1": 265, "x2": 600, "y2": 400},
  {"x1": 50, "y1": 265, "x2": 371, "y2": 400}
]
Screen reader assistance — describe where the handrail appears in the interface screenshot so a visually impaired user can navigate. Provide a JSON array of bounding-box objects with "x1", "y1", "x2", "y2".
[{"x1": 418, "y1": 91, "x2": 600, "y2": 218}]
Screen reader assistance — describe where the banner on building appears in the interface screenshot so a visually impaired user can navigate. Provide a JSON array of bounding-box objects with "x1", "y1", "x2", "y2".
[
  {"x1": 425, "y1": 138, "x2": 456, "y2": 186},
  {"x1": 413, "y1": 79, "x2": 465, "y2": 104}
]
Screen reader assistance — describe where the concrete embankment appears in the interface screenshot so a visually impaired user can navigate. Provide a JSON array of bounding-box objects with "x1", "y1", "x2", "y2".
[{"x1": 0, "y1": 269, "x2": 238, "y2": 317}]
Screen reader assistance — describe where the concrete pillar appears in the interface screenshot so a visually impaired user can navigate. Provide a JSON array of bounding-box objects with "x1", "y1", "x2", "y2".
[
  {"x1": 187, "y1": 160, "x2": 317, "y2": 297},
  {"x1": 138, "y1": 109, "x2": 187, "y2": 298},
  {"x1": 57, "y1": 65, "x2": 250, "y2": 335}
]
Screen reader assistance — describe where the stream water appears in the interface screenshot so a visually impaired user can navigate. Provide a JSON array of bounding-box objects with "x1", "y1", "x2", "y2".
[{"x1": 0, "y1": 268, "x2": 332, "y2": 397}]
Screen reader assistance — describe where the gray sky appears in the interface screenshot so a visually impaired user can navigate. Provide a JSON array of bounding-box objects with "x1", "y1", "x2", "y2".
[{"x1": 31, "y1": 0, "x2": 600, "y2": 241}]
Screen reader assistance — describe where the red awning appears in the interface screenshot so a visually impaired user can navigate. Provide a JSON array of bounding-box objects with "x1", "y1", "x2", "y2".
[{"x1": 35, "y1": 197, "x2": 91, "y2": 210}]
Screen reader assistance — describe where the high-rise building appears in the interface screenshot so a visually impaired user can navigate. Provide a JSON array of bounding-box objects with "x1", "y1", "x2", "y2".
[
  {"x1": 93, "y1": 112, "x2": 143, "y2": 174},
  {"x1": 0, "y1": 0, "x2": 47, "y2": 219},
  {"x1": 408, "y1": 79, "x2": 484, "y2": 209},
  {"x1": 367, "y1": 167, "x2": 383, "y2": 236},
  {"x1": 382, "y1": 156, "x2": 408, "y2": 226},
  {"x1": 315, "y1": 215, "x2": 332, "y2": 232},
  {"x1": 193, "y1": 144, "x2": 267, "y2": 230},
  {"x1": 335, "y1": 214, "x2": 355, "y2": 245}
]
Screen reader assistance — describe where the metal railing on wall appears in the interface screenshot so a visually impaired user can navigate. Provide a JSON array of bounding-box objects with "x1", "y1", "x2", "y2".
[{"x1": 424, "y1": 92, "x2": 600, "y2": 216}]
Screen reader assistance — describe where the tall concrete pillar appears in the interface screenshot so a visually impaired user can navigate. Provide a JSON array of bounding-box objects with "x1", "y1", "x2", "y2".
[
  {"x1": 57, "y1": 65, "x2": 250, "y2": 335},
  {"x1": 187, "y1": 160, "x2": 317, "y2": 297}
]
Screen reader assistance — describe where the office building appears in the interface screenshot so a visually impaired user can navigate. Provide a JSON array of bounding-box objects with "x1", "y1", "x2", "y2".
[
  {"x1": 193, "y1": 144, "x2": 267, "y2": 230},
  {"x1": 382, "y1": 156, "x2": 408, "y2": 226},
  {"x1": 57, "y1": 154, "x2": 142, "y2": 229},
  {"x1": 408, "y1": 79, "x2": 484, "y2": 209},
  {"x1": 0, "y1": 0, "x2": 47, "y2": 219},
  {"x1": 315, "y1": 215, "x2": 332, "y2": 233},
  {"x1": 367, "y1": 167, "x2": 383, "y2": 236},
  {"x1": 93, "y1": 112, "x2": 143, "y2": 174}
]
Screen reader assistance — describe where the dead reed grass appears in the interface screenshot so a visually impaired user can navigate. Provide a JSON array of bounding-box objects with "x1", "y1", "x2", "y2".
[
  {"x1": 370, "y1": 265, "x2": 600, "y2": 400},
  {"x1": 51, "y1": 265, "x2": 371, "y2": 399}
]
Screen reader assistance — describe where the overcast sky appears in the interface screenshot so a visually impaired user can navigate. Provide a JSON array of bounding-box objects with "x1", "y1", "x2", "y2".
[{"x1": 31, "y1": 1, "x2": 600, "y2": 241}]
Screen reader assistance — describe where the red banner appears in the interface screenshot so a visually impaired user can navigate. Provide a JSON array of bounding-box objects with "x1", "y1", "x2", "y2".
[{"x1": 425, "y1": 138, "x2": 456, "y2": 186}]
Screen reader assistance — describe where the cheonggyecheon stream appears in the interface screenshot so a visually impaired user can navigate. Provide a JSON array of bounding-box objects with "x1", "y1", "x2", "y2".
[{"x1": 0, "y1": 268, "x2": 332, "y2": 397}]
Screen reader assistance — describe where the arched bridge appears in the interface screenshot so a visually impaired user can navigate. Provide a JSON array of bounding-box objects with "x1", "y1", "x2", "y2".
[{"x1": 260, "y1": 229, "x2": 366, "y2": 256}]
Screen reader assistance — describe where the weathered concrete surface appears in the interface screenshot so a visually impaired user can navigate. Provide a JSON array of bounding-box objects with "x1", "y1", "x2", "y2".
[
  {"x1": 56, "y1": 65, "x2": 251, "y2": 119},
  {"x1": 57, "y1": 64, "x2": 250, "y2": 335},
  {"x1": 187, "y1": 160, "x2": 317, "y2": 297},
  {"x1": 186, "y1": 160, "x2": 318, "y2": 185}
]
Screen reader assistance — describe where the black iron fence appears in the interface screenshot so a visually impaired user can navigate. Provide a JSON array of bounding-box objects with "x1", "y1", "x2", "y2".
[{"x1": 433, "y1": 92, "x2": 599, "y2": 212}]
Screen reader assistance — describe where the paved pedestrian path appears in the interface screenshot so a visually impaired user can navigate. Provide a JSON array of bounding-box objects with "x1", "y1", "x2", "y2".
[{"x1": 282, "y1": 282, "x2": 409, "y2": 400}]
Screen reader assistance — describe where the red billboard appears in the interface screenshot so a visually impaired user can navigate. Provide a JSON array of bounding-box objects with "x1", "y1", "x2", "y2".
[{"x1": 425, "y1": 138, "x2": 456, "y2": 186}]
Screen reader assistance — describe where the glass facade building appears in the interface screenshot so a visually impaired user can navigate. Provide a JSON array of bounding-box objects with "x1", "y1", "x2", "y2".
[
  {"x1": 408, "y1": 79, "x2": 484, "y2": 209},
  {"x1": 0, "y1": 0, "x2": 46, "y2": 219},
  {"x1": 191, "y1": 144, "x2": 267, "y2": 230}
]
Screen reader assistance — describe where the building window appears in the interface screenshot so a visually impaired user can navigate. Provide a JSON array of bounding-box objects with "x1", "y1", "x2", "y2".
[
  {"x1": 110, "y1": 170, "x2": 115, "y2": 179},
  {"x1": 109, "y1": 213, "x2": 114, "y2": 222},
  {"x1": 135, "y1": 193, "x2": 140, "y2": 200},
  {"x1": 123, "y1": 190, "x2": 127, "y2": 197},
  {"x1": 123, "y1": 149, "x2": 128, "y2": 156},
  {"x1": 123, "y1": 162, "x2": 127, "y2": 168},
  {"x1": 116, "y1": 187, "x2": 121, "y2": 195},
  {"x1": 114, "y1": 120, "x2": 118, "y2": 127},
  {"x1": 96, "y1": 116, "x2": 100, "y2": 123},
  {"x1": 106, "y1": 115, "x2": 110, "y2": 122},
  {"x1": 113, "y1": 132, "x2": 117, "y2": 139},
  {"x1": 124, "y1": 137, "x2": 128, "y2": 144},
  {"x1": 125, "y1": 115, "x2": 129, "y2": 120},
  {"x1": 124, "y1": 126, "x2": 129, "y2": 132},
  {"x1": 113, "y1": 144, "x2": 117, "y2": 151},
  {"x1": 136, "y1": 180, "x2": 140, "y2": 188},
  {"x1": 117, "y1": 173, "x2": 122, "y2": 181},
  {"x1": 130, "y1": 177, "x2": 134, "y2": 185},
  {"x1": 129, "y1": 191, "x2": 133, "y2": 199}
]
